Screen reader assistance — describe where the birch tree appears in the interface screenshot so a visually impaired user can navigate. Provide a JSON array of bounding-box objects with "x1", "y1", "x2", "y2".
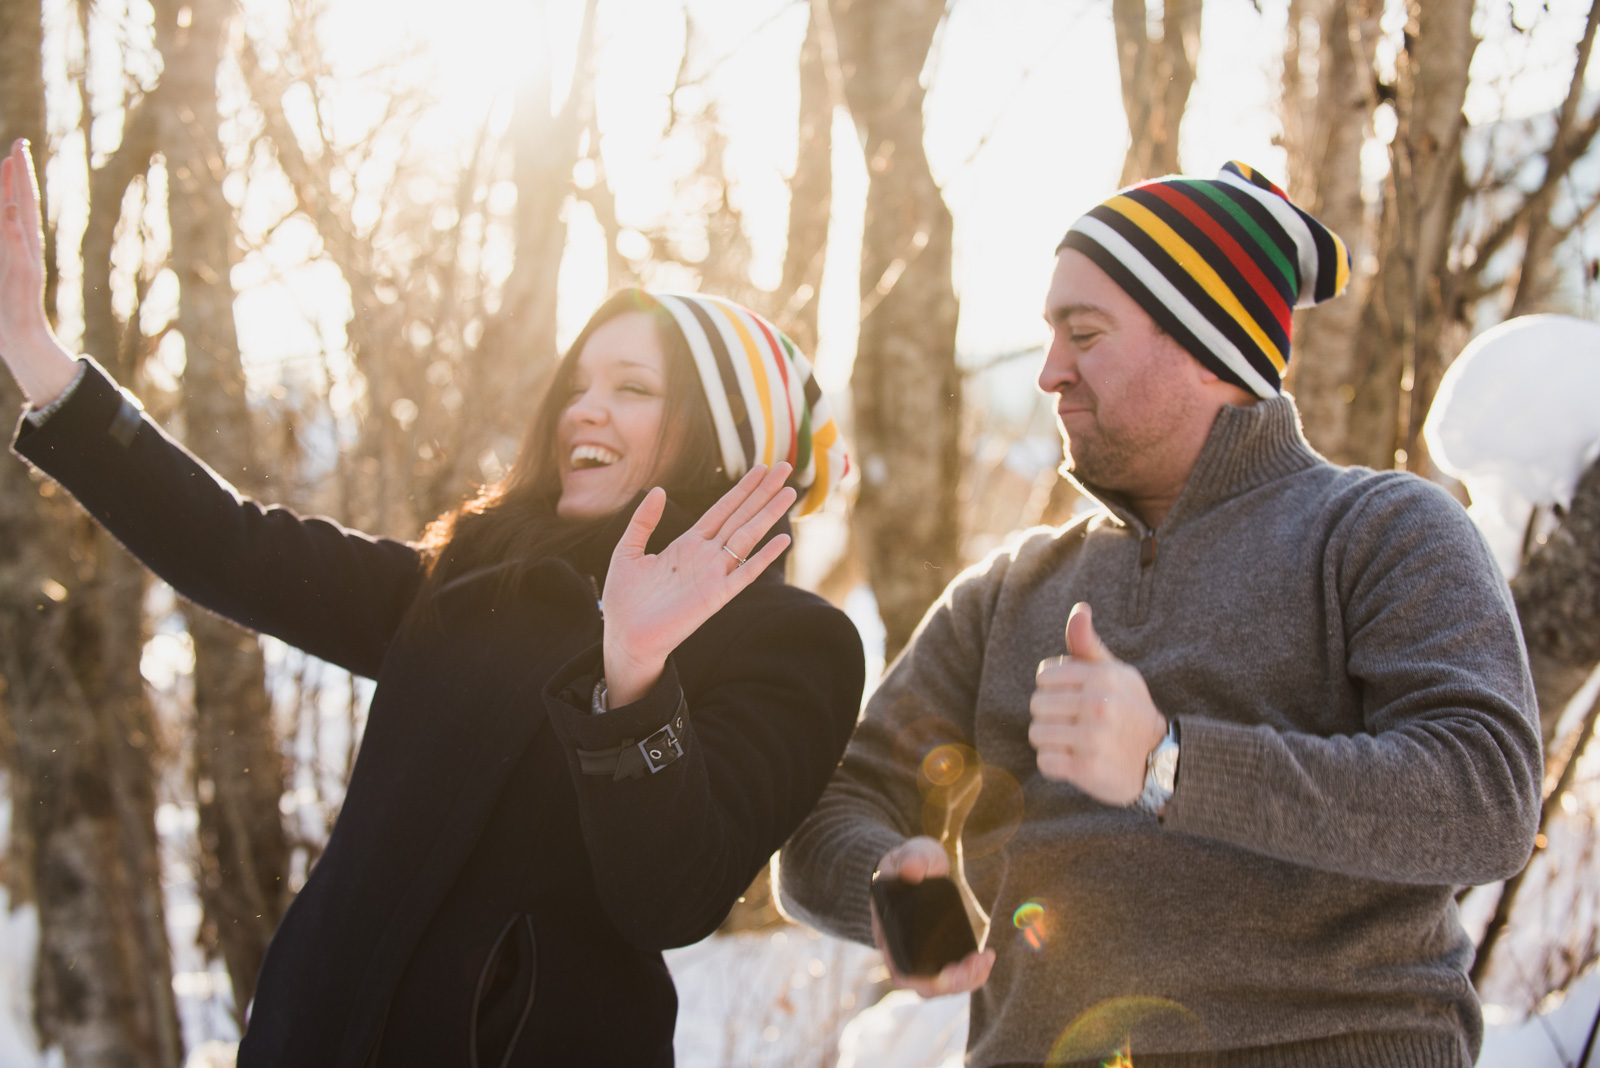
[
  {"x1": 830, "y1": 0, "x2": 962, "y2": 661},
  {"x1": 1113, "y1": 0, "x2": 1202, "y2": 185},
  {"x1": 152, "y1": 0, "x2": 290, "y2": 1017},
  {"x1": 0, "y1": 0, "x2": 181, "y2": 1060}
]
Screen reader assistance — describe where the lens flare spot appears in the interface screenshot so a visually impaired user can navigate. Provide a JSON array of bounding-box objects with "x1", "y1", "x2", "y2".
[
  {"x1": 963, "y1": 762, "x2": 1025, "y2": 859},
  {"x1": 894, "y1": 715, "x2": 968, "y2": 778},
  {"x1": 1048, "y1": 996, "x2": 1214, "y2": 1067},
  {"x1": 923, "y1": 744, "x2": 968, "y2": 786},
  {"x1": 1013, "y1": 899, "x2": 1048, "y2": 951}
]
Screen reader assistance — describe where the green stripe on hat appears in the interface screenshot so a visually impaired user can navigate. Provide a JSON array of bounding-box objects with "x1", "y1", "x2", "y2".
[{"x1": 1057, "y1": 161, "x2": 1352, "y2": 397}]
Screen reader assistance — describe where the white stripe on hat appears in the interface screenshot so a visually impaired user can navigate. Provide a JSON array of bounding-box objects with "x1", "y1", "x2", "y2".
[
  {"x1": 703, "y1": 296, "x2": 783, "y2": 468},
  {"x1": 653, "y1": 294, "x2": 749, "y2": 479},
  {"x1": 1075, "y1": 215, "x2": 1280, "y2": 399},
  {"x1": 697, "y1": 297, "x2": 770, "y2": 470},
  {"x1": 1216, "y1": 169, "x2": 1321, "y2": 309}
]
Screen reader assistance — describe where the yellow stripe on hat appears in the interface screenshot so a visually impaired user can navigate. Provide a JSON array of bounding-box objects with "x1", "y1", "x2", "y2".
[
  {"x1": 709, "y1": 298, "x2": 779, "y2": 467},
  {"x1": 1105, "y1": 195, "x2": 1288, "y2": 374},
  {"x1": 802, "y1": 418, "x2": 839, "y2": 515},
  {"x1": 1333, "y1": 230, "x2": 1350, "y2": 294}
]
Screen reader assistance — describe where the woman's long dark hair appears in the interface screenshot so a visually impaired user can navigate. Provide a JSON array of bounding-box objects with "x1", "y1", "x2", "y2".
[{"x1": 413, "y1": 290, "x2": 726, "y2": 605}]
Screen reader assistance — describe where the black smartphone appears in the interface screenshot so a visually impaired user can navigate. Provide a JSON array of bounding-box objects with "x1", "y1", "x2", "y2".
[{"x1": 870, "y1": 872, "x2": 979, "y2": 977}]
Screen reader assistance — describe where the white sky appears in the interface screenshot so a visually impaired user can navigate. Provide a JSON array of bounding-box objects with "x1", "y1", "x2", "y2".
[
  {"x1": 289, "y1": 0, "x2": 1598, "y2": 393},
  {"x1": 39, "y1": 0, "x2": 1600, "y2": 399}
]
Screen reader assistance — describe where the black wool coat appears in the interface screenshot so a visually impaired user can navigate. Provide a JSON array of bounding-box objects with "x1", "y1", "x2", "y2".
[{"x1": 14, "y1": 361, "x2": 867, "y2": 1067}]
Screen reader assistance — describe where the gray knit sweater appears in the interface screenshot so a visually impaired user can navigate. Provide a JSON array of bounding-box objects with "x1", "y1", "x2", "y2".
[{"x1": 778, "y1": 396, "x2": 1542, "y2": 1068}]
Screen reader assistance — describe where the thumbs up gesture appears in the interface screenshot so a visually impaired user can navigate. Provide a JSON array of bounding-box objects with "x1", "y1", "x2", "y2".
[{"x1": 1028, "y1": 602, "x2": 1169, "y2": 806}]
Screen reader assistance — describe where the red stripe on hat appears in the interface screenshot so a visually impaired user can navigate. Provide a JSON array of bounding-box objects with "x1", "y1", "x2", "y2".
[
  {"x1": 1147, "y1": 182, "x2": 1292, "y2": 336},
  {"x1": 750, "y1": 314, "x2": 800, "y2": 466}
]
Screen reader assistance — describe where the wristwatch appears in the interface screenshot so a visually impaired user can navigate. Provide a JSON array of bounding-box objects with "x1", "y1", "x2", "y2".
[{"x1": 1134, "y1": 720, "x2": 1180, "y2": 816}]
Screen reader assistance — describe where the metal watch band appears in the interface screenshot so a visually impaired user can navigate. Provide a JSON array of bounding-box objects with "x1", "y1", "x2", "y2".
[{"x1": 1135, "y1": 720, "x2": 1180, "y2": 815}]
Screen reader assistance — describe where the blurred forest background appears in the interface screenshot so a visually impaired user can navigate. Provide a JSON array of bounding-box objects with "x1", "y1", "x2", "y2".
[{"x1": 0, "y1": 0, "x2": 1599, "y2": 1063}]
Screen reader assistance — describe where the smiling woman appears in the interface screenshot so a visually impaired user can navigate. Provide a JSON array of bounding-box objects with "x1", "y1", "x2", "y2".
[
  {"x1": 555, "y1": 310, "x2": 695, "y2": 520},
  {"x1": 2, "y1": 139, "x2": 863, "y2": 1068}
]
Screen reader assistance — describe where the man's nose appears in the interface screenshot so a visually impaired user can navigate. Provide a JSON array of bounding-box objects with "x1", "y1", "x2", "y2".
[{"x1": 1038, "y1": 336, "x2": 1077, "y2": 393}]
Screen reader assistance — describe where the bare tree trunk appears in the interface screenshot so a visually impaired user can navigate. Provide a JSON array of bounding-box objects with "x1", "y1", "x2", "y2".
[
  {"x1": 1508, "y1": 0, "x2": 1600, "y2": 318},
  {"x1": 831, "y1": 0, "x2": 961, "y2": 662},
  {"x1": 1113, "y1": 0, "x2": 1201, "y2": 185},
  {"x1": 1512, "y1": 455, "x2": 1600, "y2": 748},
  {"x1": 0, "y1": 0, "x2": 54, "y2": 323},
  {"x1": 1344, "y1": 0, "x2": 1475, "y2": 473},
  {"x1": 718, "y1": 6, "x2": 837, "y2": 937},
  {"x1": 1471, "y1": 456, "x2": 1600, "y2": 982},
  {"x1": 475, "y1": 0, "x2": 599, "y2": 396},
  {"x1": 153, "y1": 0, "x2": 290, "y2": 1019},
  {"x1": 0, "y1": 9, "x2": 183, "y2": 1059},
  {"x1": 773, "y1": 3, "x2": 834, "y2": 357},
  {"x1": 0, "y1": 0, "x2": 52, "y2": 913},
  {"x1": 1280, "y1": 0, "x2": 1381, "y2": 460}
]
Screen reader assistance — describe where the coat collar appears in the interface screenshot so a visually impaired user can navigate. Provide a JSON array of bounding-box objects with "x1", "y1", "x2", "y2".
[
  {"x1": 1071, "y1": 393, "x2": 1323, "y2": 534},
  {"x1": 561, "y1": 487, "x2": 794, "y2": 587}
]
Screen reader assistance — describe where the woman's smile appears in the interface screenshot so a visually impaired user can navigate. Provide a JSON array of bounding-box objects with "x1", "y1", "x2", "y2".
[{"x1": 554, "y1": 311, "x2": 676, "y2": 521}]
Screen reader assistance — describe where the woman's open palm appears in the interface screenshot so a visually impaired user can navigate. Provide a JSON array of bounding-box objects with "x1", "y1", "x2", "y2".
[
  {"x1": 600, "y1": 463, "x2": 796, "y2": 706},
  {"x1": 0, "y1": 140, "x2": 49, "y2": 354}
]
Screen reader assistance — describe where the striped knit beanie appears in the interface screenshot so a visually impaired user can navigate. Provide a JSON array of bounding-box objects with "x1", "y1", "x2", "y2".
[
  {"x1": 1057, "y1": 161, "x2": 1351, "y2": 398},
  {"x1": 650, "y1": 292, "x2": 848, "y2": 517}
]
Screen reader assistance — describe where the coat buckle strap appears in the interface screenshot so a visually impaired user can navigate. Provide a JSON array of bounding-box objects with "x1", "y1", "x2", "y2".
[
  {"x1": 574, "y1": 698, "x2": 688, "y2": 781},
  {"x1": 636, "y1": 721, "x2": 684, "y2": 774}
]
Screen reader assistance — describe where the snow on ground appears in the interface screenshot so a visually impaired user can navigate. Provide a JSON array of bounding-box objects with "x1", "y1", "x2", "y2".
[
  {"x1": 1480, "y1": 966, "x2": 1600, "y2": 1068},
  {"x1": 1423, "y1": 313, "x2": 1600, "y2": 578},
  {"x1": 665, "y1": 925, "x2": 884, "y2": 1067},
  {"x1": 835, "y1": 988, "x2": 966, "y2": 1068}
]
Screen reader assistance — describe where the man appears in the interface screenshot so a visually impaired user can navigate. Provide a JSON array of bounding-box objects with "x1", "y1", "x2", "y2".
[{"x1": 778, "y1": 162, "x2": 1542, "y2": 1067}]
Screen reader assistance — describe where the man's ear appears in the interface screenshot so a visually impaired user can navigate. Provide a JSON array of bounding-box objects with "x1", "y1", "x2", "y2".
[{"x1": 1184, "y1": 347, "x2": 1259, "y2": 406}]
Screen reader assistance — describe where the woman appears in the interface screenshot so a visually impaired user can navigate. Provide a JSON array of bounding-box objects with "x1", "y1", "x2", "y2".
[{"x1": 0, "y1": 140, "x2": 865, "y2": 1066}]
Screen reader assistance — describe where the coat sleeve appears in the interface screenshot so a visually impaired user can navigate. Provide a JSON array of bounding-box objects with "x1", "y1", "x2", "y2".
[
  {"x1": 12, "y1": 358, "x2": 423, "y2": 679},
  {"x1": 541, "y1": 594, "x2": 866, "y2": 951},
  {"x1": 775, "y1": 549, "x2": 1012, "y2": 948},
  {"x1": 1163, "y1": 476, "x2": 1544, "y2": 886}
]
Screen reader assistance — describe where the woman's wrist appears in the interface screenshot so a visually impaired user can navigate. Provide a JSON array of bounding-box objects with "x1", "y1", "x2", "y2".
[
  {"x1": 4, "y1": 328, "x2": 78, "y2": 409},
  {"x1": 601, "y1": 637, "x2": 665, "y2": 709}
]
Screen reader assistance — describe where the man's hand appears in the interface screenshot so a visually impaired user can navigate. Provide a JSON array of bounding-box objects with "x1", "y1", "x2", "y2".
[
  {"x1": 871, "y1": 837, "x2": 994, "y2": 998},
  {"x1": 1029, "y1": 602, "x2": 1168, "y2": 805}
]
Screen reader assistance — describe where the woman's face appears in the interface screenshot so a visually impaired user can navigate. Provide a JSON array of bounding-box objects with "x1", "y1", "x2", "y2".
[{"x1": 555, "y1": 311, "x2": 678, "y2": 521}]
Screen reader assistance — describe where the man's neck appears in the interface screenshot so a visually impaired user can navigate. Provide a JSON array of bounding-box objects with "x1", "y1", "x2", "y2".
[{"x1": 1112, "y1": 393, "x2": 1263, "y2": 530}]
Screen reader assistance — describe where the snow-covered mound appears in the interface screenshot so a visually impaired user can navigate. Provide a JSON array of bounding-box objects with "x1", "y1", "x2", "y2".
[{"x1": 1423, "y1": 314, "x2": 1600, "y2": 577}]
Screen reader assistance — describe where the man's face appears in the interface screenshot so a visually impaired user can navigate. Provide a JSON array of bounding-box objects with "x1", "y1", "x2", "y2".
[{"x1": 1038, "y1": 249, "x2": 1213, "y2": 496}]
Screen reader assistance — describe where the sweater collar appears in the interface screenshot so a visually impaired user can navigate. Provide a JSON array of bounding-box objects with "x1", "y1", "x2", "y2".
[{"x1": 1072, "y1": 393, "x2": 1322, "y2": 533}]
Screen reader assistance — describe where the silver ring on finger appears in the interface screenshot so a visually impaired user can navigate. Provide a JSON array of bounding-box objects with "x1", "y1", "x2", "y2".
[{"x1": 722, "y1": 544, "x2": 748, "y2": 566}]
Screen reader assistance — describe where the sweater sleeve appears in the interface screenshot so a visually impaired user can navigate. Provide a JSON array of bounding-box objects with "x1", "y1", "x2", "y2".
[
  {"x1": 541, "y1": 595, "x2": 866, "y2": 952},
  {"x1": 1164, "y1": 476, "x2": 1544, "y2": 886},
  {"x1": 11, "y1": 358, "x2": 423, "y2": 679},
  {"x1": 776, "y1": 550, "x2": 1009, "y2": 947}
]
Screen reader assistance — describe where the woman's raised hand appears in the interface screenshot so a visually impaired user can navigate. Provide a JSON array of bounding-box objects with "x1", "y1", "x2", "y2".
[
  {"x1": 600, "y1": 463, "x2": 797, "y2": 708},
  {"x1": 1, "y1": 139, "x2": 78, "y2": 406}
]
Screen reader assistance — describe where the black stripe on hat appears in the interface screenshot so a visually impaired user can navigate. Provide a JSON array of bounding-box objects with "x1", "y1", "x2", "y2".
[
  {"x1": 1058, "y1": 229, "x2": 1256, "y2": 396},
  {"x1": 1122, "y1": 186, "x2": 1291, "y2": 357},
  {"x1": 682, "y1": 297, "x2": 756, "y2": 464},
  {"x1": 1090, "y1": 204, "x2": 1278, "y2": 388},
  {"x1": 1211, "y1": 180, "x2": 1301, "y2": 292},
  {"x1": 1294, "y1": 203, "x2": 1341, "y2": 305}
]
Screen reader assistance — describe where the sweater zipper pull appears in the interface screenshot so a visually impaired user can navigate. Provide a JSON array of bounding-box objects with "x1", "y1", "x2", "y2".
[
  {"x1": 588, "y1": 574, "x2": 603, "y2": 619},
  {"x1": 1139, "y1": 531, "x2": 1158, "y2": 568}
]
